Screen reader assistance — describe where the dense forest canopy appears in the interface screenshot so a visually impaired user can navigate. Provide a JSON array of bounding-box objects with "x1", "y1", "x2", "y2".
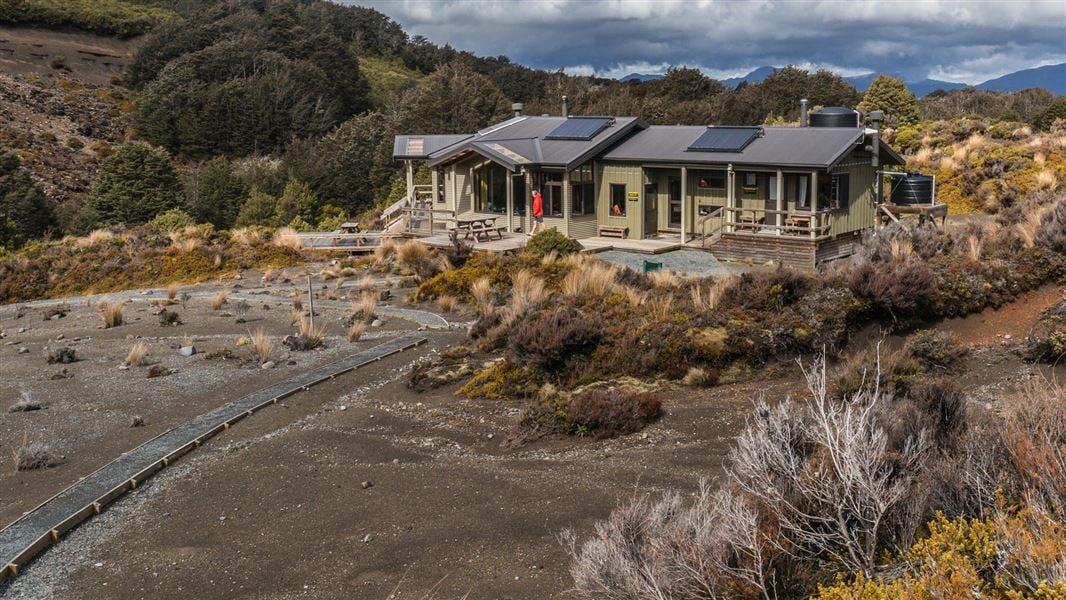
[{"x1": 0, "y1": 0, "x2": 1063, "y2": 248}]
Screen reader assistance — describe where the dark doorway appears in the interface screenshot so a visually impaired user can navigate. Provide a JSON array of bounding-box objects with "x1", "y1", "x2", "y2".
[
  {"x1": 644, "y1": 182, "x2": 658, "y2": 237},
  {"x1": 668, "y1": 177, "x2": 682, "y2": 229}
]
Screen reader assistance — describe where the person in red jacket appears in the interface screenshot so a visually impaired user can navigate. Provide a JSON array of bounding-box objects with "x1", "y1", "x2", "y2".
[{"x1": 530, "y1": 189, "x2": 544, "y2": 235}]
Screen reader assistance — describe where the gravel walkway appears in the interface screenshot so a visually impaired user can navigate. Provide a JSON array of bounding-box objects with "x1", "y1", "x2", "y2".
[{"x1": 594, "y1": 249, "x2": 742, "y2": 278}]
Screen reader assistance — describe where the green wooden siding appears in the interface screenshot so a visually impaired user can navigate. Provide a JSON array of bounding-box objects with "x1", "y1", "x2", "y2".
[{"x1": 596, "y1": 163, "x2": 644, "y2": 238}]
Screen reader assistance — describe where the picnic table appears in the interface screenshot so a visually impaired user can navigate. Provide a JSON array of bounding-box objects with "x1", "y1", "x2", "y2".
[
  {"x1": 454, "y1": 215, "x2": 505, "y2": 241},
  {"x1": 784, "y1": 214, "x2": 812, "y2": 231}
]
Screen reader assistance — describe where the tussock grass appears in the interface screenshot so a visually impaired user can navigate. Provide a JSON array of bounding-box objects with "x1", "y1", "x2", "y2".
[
  {"x1": 347, "y1": 321, "x2": 366, "y2": 342},
  {"x1": 123, "y1": 341, "x2": 149, "y2": 366},
  {"x1": 373, "y1": 240, "x2": 397, "y2": 267},
  {"x1": 296, "y1": 314, "x2": 326, "y2": 342},
  {"x1": 649, "y1": 269, "x2": 682, "y2": 289},
  {"x1": 272, "y1": 227, "x2": 301, "y2": 249},
  {"x1": 508, "y1": 269, "x2": 549, "y2": 318},
  {"x1": 470, "y1": 276, "x2": 494, "y2": 314},
  {"x1": 98, "y1": 301, "x2": 123, "y2": 328},
  {"x1": 560, "y1": 260, "x2": 617, "y2": 297},
  {"x1": 350, "y1": 293, "x2": 377, "y2": 324},
  {"x1": 436, "y1": 294, "x2": 459, "y2": 313},
  {"x1": 249, "y1": 328, "x2": 274, "y2": 362},
  {"x1": 210, "y1": 291, "x2": 228, "y2": 310},
  {"x1": 75, "y1": 229, "x2": 114, "y2": 249},
  {"x1": 230, "y1": 227, "x2": 260, "y2": 246},
  {"x1": 890, "y1": 238, "x2": 914, "y2": 261},
  {"x1": 166, "y1": 282, "x2": 180, "y2": 301},
  {"x1": 170, "y1": 237, "x2": 203, "y2": 252},
  {"x1": 12, "y1": 435, "x2": 56, "y2": 472},
  {"x1": 966, "y1": 235, "x2": 983, "y2": 263}
]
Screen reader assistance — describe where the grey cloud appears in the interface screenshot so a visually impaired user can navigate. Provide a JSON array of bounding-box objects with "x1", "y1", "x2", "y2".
[{"x1": 350, "y1": 0, "x2": 1066, "y2": 83}]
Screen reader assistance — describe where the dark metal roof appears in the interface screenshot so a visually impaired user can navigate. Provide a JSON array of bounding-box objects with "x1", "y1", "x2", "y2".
[
  {"x1": 603, "y1": 126, "x2": 876, "y2": 168},
  {"x1": 392, "y1": 134, "x2": 471, "y2": 159},
  {"x1": 424, "y1": 115, "x2": 645, "y2": 170},
  {"x1": 687, "y1": 126, "x2": 762, "y2": 153}
]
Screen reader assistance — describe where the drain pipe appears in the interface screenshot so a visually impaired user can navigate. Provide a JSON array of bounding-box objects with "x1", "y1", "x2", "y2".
[{"x1": 870, "y1": 109, "x2": 883, "y2": 204}]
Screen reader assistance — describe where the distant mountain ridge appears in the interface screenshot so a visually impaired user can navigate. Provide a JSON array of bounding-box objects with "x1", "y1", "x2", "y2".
[{"x1": 616, "y1": 64, "x2": 1066, "y2": 97}]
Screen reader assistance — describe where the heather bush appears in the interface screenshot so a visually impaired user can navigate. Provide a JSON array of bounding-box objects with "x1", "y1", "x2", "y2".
[
  {"x1": 519, "y1": 386, "x2": 662, "y2": 440},
  {"x1": 506, "y1": 307, "x2": 602, "y2": 372},
  {"x1": 847, "y1": 256, "x2": 938, "y2": 322},
  {"x1": 1026, "y1": 299, "x2": 1066, "y2": 363},
  {"x1": 904, "y1": 329, "x2": 969, "y2": 371}
]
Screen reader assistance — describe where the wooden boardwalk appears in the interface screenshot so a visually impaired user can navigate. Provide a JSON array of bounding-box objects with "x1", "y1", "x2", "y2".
[
  {"x1": 579, "y1": 236, "x2": 683, "y2": 255},
  {"x1": 419, "y1": 232, "x2": 529, "y2": 253},
  {"x1": 0, "y1": 335, "x2": 427, "y2": 583}
]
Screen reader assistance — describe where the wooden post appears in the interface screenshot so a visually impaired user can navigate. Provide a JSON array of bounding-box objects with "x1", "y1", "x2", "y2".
[
  {"x1": 680, "y1": 166, "x2": 688, "y2": 244},
  {"x1": 562, "y1": 169, "x2": 571, "y2": 237},
  {"x1": 810, "y1": 170, "x2": 818, "y2": 240},
  {"x1": 506, "y1": 170, "x2": 514, "y2": 232},
  {"x1": 405, "y1": 160, "x2": 414, "y2": 205},
  {"x1": 726, "y1": 165, "x2": 734, "y2": 234},
  {"x1": 306, "y1": 274, "x2": 314, "y2": 332},
  {"x1": 776, "y1": 170, "x2": 784, "y2": 236},
  {"x1": 430, "y1": 168, "x2": 440, "y2": 205}
]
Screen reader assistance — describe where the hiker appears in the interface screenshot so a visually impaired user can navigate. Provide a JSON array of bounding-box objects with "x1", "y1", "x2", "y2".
[{"x1": 530, "y1": 189, "x2": 544, "y2": 235}]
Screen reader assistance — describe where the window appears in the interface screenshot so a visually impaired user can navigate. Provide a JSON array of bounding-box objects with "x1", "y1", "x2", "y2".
[
  {"x1": 571, "y1": 165, "x2": 595, "y2": 216},
  {"x1": 791, "y1": 174, "x2": 810, "y2": 209},
  {"x1": 436, "y1": 168, "x2": 445, "y2": 203},
  {"x1": 610, "y1": 184, "x2": 627, "y2": 217},
  {"x1": 536, "y1": 172, "x2": 564, "y2": 217},
  {"x1": 768, "y1": 175, "x2": 778, "y2": 201},
  {"x1": 697, "y1": 174, "x2": 726, "y2": 189},
  {"x1": 829, "y1": 173, "x2": 849, "y2": 209},
  {"x1": 744, "y1": 172, "x2": 757, "y2": 187},
  {"x1": 475, "y1": 163, "x2": 508, "y2": 214}
]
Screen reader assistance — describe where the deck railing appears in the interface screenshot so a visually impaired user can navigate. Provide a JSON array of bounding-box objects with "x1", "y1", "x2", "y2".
[
  {"x1": 296, "y1": 231, "x2": 396, "y2": 251},
  {"x1": 402, "y1": 207, "x2": 456, "y2": 236},
  {"x1": 723, "y1": 207, "x2": 833, "y2": 237}
]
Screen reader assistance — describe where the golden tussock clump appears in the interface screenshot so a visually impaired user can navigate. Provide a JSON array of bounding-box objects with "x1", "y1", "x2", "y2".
[
  {"x1": 560, "y1": 260, "x2": 617, "y2": 297},
  {"x1": 76, "y1": 229, "x2": 115, "y2": 249},
  {"x1": 272, "y1": 227, "x2": 301, "y2": 249},
  {"x1": 230, "y1": 227, "x2": 260, "y2": 246},
  {"x1": 436, "y1": 294, "x2": 459, "y2": 313},
  {"x1": 249, "y1": 328, "x2": 274, "y2": 362},
  {"x1": 210, "y1": 291, "x2": 228, "y2": 310},
  {"x1": 347, "y1": 321, "x2": 366, "y2": 342},
  {"x1": 123, "y1": 341, "x2": 149, "y2": 367},
  {"x1": 98, "y1": 300, "x2": 123, "y2": 328}
]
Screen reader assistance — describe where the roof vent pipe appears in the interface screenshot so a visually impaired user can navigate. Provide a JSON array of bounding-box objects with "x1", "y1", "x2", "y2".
[
  {"x1": 870, "y1": 110, "x2": 883, "y2": 168},
  {"x1": 512, "y1": 102, "x2": 524, "y2": 117},
  {"x1": 799, "y1": 98, "x2": 808, "y2": 127},
  {"x1": 562, "y1": 95, "x2": 569, "y2": 118}
]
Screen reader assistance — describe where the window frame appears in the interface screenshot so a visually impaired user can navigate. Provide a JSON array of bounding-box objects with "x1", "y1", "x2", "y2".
[{"x1": 610, "y1": 183, "x2": 627, "y2": 217}]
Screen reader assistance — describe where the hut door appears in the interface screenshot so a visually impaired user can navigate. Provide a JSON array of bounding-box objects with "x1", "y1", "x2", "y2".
[
  {"x1": 668, "y1": 177, "x2": 682, "y2": 229},
  {"x1": 644, "y1": 183, "x2": 658, "y2": 237}
]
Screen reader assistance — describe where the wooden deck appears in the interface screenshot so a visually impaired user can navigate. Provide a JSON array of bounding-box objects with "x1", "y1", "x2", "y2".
[
  {"x1": 579, "y1": 236, "x2": 683, "y2": 255},
  {"x1": 419, "y1": 231, "x2": 529, "y2": 253}
]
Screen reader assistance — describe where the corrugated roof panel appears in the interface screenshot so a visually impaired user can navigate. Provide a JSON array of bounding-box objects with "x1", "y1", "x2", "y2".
[
  {"x1": 687, "y1": 126, "x2": 762, "y2": 152},
  {"x1": 545, "y1": 117, "x2": 614, "y2": 140}
]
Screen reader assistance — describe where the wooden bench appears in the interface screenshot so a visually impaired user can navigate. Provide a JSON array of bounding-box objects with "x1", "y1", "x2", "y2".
[{"x1": 598, "y1": 225, "x2": 628, "y2": 239}]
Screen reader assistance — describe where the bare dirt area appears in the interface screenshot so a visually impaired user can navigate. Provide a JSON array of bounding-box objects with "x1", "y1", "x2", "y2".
[
  {"x1": 0, "y1": 26, "x2": 133, "y2": 86},
  {"x1": 1, "y1": 276, "x2": 1063, "y2": 599}
]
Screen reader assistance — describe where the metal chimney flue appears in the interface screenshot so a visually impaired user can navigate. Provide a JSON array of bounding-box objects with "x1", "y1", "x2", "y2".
[
  {"x1": 512, "y1": 102, "x2": 524, "y2": 117},
  {"x1": 561, "y1": 95, "x2": 569, "y2": 118},
  {"x1": 870, "y1": 110, "x2": 883, "y2": 168},
  {"x1": 799, "y1": 98, "x2": 809, "y2": 127}
]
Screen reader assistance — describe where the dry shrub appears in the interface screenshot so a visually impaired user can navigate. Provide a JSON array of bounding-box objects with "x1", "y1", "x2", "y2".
[
  {"x1": 372, "y1": 240, "x2": 397, "y2": 267},
  {"x1": 396, "y1": 240, "x2": 440, "y2": 281},
  {"x1": 230, "y1": 227, "x2": 260, "y2": 246},
  {"x1": 249, "y1": 328, "x2": 274, "y2": 362},
  {"x1": 98, "y1": 301, "x2": 123, "y2": 328},
  {"x1": 682, "y1": 367, "x2": 719, "y2": 387},
  {"x1": 623, "y1": 287, "x2": 649, "y2": 307},
  {"x1": 46, "y1": 347, "x2": 78, "y2": 364},
  {"x1": 272, "y1": 227, "x2": 301, "y2": 249},
  {"x1": 965, "y1": 235, "x2": 982, "y2": 262},
  {"x1": 170, "y1": 237, "x2": 203, "y2": 252},
  {"x1": 1035, "y1": 169, "x2": 1058, "y2": 191},
  {"x1": 649, "y1": 269, "x2": 681, "y2": 289},
  {"x1": 1035, "y1": 196, "x2": 1066, "y2": 253},
  {"x1": 12, "y1": 437, "x2": 57, "y2": 472},
  {"x1": 847, "y1": 257, "x2": 937, "y2": 321},
  {"x1": 436, "y1": 294, "x2": 459, "y2": 313},
  {"x1": 470, "y1": 276, "x2": 494, "y2": 312},
  {"x1": 356, "y1": 275, "x2": 377, "y2": 292},
  {"x1": 561, "y1": 260, "x2": 617, "y2": 297},
  {"x1": 76, "y1": 229, "x2": 114, "y2": 249},
  {"x1": 690, "y1": 275, "x2": 734, "y2": 311},
  {"x1": 166, "y1": 282, "x2": 180, "y2": 301},
  {"x1": 347, "y1": 321, "x2": 366, "y2": 342},
  {"x1": 565, "y1": 388, "x2": 662, "y2": 438},
  {"x1": 507, "y1": 269, "x2": 549, "y2": 319},
  {"x1": 904, "y1": 329, "x2": 969, "y2": 372},
  {"x1": 123, "y1": 341, "x2": 149, "y2": 366},
  {"x1": 210, "y1": 291, "x2": 228, "y2": 310},
  {"x1": 349, "y1": 292, "x2": 377, "y2": 324},
  {"x1": 296, "y1": 314, "x2": 325, "y2": 343}
]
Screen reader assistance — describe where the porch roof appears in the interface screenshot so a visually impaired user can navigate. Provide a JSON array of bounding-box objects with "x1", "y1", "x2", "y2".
[
  {"x1": 418, "y1": 115, "x2": 646, "y2": 170},
  {"x1": 602, "y1": 125, "x2": 903, "y2": 169},
  {"x1": 392, "y1": 134, "x2": 472, "y2": 159}
]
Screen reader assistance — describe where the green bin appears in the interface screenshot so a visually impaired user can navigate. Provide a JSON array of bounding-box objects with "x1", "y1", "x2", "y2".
[{"x1": 643, "y1": 260, "x2": 663, "y2": 273}]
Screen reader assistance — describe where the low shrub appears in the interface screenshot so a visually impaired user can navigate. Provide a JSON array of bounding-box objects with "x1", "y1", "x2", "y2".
[
  {"x1": 12, "y1": 440, "x2": 57, "y2": 472},
  {"x1": 506, "y1": 308, "x2": 602, "y2": 372},
  {"x1": 524, "y1": 228, "x2": 580, "y2": 258},
  {"x1": 46, "y1": 346, "x2": 77, "y2": 364},
  {"x1": 123, "y1": 341, "x2": 149, "y2": 366},
  {"x1": 519, "y1": 386, "x2": 662, "y2": 440},
  {"x1": 904, "y1": 329, "x2": 969, "y2": 371},
  {"x1": 1026, "y1": 299, "x2": 1066, "y2": 363},
  {"x1": 98, "y1": 301, "x2": 123, "y2": 328},
  {"x1": 158, "y1": 308, "x2": 181, "y2": 326}
]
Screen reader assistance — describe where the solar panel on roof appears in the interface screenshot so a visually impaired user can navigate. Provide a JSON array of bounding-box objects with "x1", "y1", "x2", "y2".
[
  {"x1": 686, "y1": 126, "x2": 762, "y2": 152},
  {"x1": 545, "y1": 117, "x2": 614, "y2": 141}
]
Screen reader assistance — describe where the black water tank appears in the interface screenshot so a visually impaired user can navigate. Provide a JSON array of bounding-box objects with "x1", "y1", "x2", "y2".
[
  {"x1": 890, "y1": 173, "x2": 935, "y2": 205},
  {"x1": 809, "y1": 106, "x2": 860, "y2": 128}
]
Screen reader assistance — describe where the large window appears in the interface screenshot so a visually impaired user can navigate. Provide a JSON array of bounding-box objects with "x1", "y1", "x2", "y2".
[
  {"x1": 831, "y1": 173, "x2": 849, "y2": 209},
  {"x1": 571, "y1": 165, "x2": 595, "y2": 216},
  {"x1": 610, "y1": 183, "x2": 627, "y2": 217},
  {"x1": 788, "y1": 174, "x2": 810, "y2": 209},
  {"x1": 536, "y1": 172, "x2": 564, "y2": 217},
  {"x1": 697, "y1": 173, "x2": 726, "y2": 189},
  {"x1": 475, "y1": 163, "x2": 508, "y2": 214}
]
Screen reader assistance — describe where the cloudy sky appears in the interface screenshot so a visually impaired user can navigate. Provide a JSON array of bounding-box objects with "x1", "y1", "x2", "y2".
[{"x1": 348, "y1": 0, "x2": 1066, "y2": 83}]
